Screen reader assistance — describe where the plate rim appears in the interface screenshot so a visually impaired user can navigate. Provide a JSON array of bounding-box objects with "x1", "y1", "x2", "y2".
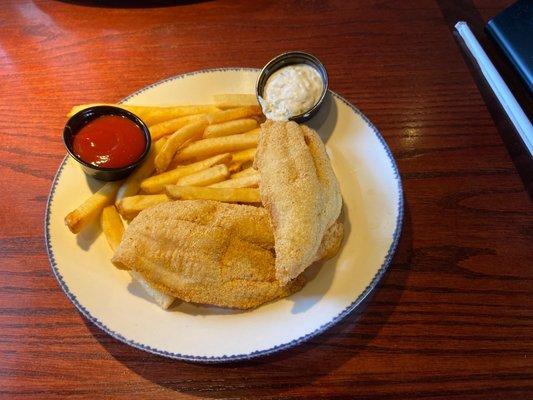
[{"x1": 44, "y1": 67, "x2": 404, "y2": 363}]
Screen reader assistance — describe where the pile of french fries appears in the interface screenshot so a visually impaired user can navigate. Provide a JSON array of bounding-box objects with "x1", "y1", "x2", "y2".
[
  {"x1": 64, "y1": 94, "x2": 263, "y2": 309},
  {"x1": 64, "y1": 94, "x2": 263, "y2": 248}
]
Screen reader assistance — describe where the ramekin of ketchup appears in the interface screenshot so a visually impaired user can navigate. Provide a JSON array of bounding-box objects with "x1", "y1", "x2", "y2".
[{"x1": 63, "y1": 106, "x2": 151, "y2": 181}]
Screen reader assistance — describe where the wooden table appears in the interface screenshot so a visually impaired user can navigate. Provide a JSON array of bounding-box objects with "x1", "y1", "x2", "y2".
[{"x1": 1, "y1": 0, "x2": 531, "y2": 398}]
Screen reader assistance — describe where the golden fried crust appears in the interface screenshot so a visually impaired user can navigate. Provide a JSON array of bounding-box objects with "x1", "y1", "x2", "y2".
[
  {"x1": 254, "y1": 121, "x2": 342, "y2": 284},
  {"x1": 315, "y1": 220, "x2": 344, "y2": 262},
  {"x1": 112, "y1": 200, "x2": 343, "y2": 310},
  {"x1": 112, "y1": 200, "x2": 304, "y2": 309}
]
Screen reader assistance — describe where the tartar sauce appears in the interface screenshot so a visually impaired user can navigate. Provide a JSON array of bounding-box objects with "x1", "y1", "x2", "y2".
[{"x1": 259, "y1": 64, "x2": 323, "y2": 121}]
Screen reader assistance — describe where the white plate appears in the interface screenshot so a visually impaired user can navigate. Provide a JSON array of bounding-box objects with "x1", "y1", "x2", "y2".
[{"x1": 45, "y1": 68, "x2": 403, "y2": 362}]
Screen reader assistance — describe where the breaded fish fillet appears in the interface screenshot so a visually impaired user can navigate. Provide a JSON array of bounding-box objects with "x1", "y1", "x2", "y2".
[
  {"x1": 112, "y1": 200, "x2": 342, "y2": 309},
  {"x1": 254, "y1": 121, "x2": 342, "y2": 284}
]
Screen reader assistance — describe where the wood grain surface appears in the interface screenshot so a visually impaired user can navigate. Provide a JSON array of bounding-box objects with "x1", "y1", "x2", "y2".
[{"x1": 1, "y1": 0, "x2": 531, "y2": 399}]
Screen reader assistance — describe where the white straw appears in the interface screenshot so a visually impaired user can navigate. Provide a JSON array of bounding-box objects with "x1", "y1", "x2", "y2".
[{"x1": 455, "y1": 21, "x2": 533, "y2": 157}]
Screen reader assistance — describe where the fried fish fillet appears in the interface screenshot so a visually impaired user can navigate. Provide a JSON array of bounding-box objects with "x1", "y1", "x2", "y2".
[
  {"x1": 112, "y1": 200, "x2": 342, "y2": 309},
  {"x1": 254, "y1": 121, "x2": 342, "y2": 284}
]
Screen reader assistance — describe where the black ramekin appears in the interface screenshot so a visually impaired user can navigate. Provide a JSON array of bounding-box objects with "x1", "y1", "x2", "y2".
[
  {"x1": 256, "y1": 51, "x2": 328, "y2": 123},
  {"x1": 63, "y1": 105, "x2": 151, "y2": 181}
]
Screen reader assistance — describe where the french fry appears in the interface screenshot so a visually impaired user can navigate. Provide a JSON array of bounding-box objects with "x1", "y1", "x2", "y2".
[
  {"x1": 203, "y1": 118, "x2": 258, "y2": 138},
  {"x1": 212, "y1": 94, "x2": 259, "y2": 109},
  {"x1": 173, "y1": 131, "x2": 259, "y2": 163},
  {"x1": 209, "y1": 173, "x2": 259, "y2": 189},
  {"x1": 67, "y1": 104, "x2": 220, "y2": 125},
  {"x1": 175, "y1": 164, "x2": 229, "y2": 187},
  {"x1": 166, "y1": 185, "x2": 261, "y2": 203},
  {"x1": 149, "y1": 114, "x2": 205, "y2": 141},
  {"x1": 206, "y1": 106, "x2": 262, "y2": 125},
  {"x1": 116, "y1": 137, "x2": 168, "y2": 201},
  {"x1": 140, "y1": 153, "x2": 232, "y2": 194},
  {"x1": 156, "y1": 137, "x2": 169, "y2": 151},
  {"x1": 116, "y1": 194, "x2": 169, "y2": 219},
  {"x1": 228, "y1": 162, "x2": 243, "y2": 173},
  {"x1": 101, "y1": 205, "x2": 124, "y2": 252},
  {"x1": 155, "y1": 119, "x2": 208, "y2": 173},
  {"x1": 231, "y1": 147, "x2": 256, "y2": 164},
  {"x1": 231, "y1": 167, "x2": 257, "y2": 179},
  {"x1": 244, "y1": 127, "x2": 260, "y2": 136},
  {"x1": 240, "y1": 160, "x2": 254, "y2": 170},
  {"x1": 65, "y1": 181, "x2": 121, "y2": 234},
  {"x1": 135, "y1": 105, "x2": 218, "y2": 125}
]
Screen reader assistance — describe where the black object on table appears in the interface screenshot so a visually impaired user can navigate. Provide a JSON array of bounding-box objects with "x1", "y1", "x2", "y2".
[{"x1": 486, "y1": 0, "x2": 533, "y2": 95}]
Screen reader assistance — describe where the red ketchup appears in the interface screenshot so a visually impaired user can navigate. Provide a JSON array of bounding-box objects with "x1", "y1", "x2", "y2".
[{"x1": 72, "y1": 115, "x2": 146, "y2": 168}]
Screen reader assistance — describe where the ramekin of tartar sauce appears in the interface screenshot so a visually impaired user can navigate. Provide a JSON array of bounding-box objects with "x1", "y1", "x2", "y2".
[{"x1": 256, "y1": 52, "x2": 328, "y2": 123}]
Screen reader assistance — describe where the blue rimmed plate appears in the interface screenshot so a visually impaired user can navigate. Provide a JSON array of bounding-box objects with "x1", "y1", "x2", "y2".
[{"x1": 45, "y1": 68, "x2": 403, "y2": 362}]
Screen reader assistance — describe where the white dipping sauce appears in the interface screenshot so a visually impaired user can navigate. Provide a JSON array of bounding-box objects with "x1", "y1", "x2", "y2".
[{"x1": 259, "y1": 64, "x2": 323, "y2": 121}]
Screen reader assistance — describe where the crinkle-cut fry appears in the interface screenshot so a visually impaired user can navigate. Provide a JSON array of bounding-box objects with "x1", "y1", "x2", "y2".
[
  {"x1": 175, "y1": 164, "x2": 229, "y2": 187},
  {"x1": 65, "y1": 181, "x2": 121, "y2": 234},
  {"x1": 101, "y1": 205, "x2": 124, "y2": 252},
  {"x1": 149, "y1": 114, "x2": 205, "y2": 141},
  {"x1": 231, "y1": 147, "x2": 256, "y2": 164},
  {"x1": 129, "y1": 271, "x2": 175, "y2": 309},
  {"x1": 212, "y1": 94, "x2": 259, "y2": 109},
  {"x1": 155, "y1": 119, "x2": 208, "y2": 173},
  {"x1": 203, "y1": 118, "x2": 258, "y2": 138},
  {"x1": 116, "y1": 194, "x2": 169, "y2": 219},
  {"x1": 166, "y1": 185, "x2": 261, "y2": 203},
  {"x1": 208, "y1": 173, "x2": 259, "y2": 189},
  {"x1": 173, "y1": 131, "x2": 259, "y2": 163},
  {"x1": 116, "y1": 137, "x2": 168, "y2": 201},
  {"x1": 230, "y1": 167, "x2": 257, "y2": 179},
  {"x1": 205, "y1": 106, "x2": 262, "y2": 125},
  {"x1": 67, "y1": 104, "x2": 220, "y2": 125},
  {"x1": 140, "y1": 153, "x2": 232, "y2": 194}
]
